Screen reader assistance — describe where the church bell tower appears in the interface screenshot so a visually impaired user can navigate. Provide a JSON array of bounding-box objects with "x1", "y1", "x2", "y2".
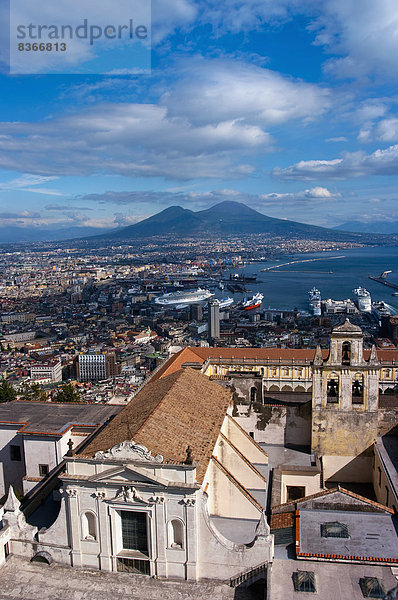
[{"x1": 311, "y1": 319, "x2": 380, "y2": 483}]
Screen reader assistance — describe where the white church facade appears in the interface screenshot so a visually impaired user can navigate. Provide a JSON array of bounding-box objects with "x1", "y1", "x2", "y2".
[{"x1": 2, "y1": 367, "x2": 273, "y2": 581}]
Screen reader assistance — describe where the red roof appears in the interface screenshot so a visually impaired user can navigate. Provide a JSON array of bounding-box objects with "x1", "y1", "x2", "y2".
[{"x1": 152, "y1": 346, "x2": 398, "y2": 381}]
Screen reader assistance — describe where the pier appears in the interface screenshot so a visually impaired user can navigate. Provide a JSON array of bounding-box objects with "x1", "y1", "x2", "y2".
[
  {"x1": 262, "y1": 270, "x2": 333, "y2": 274},
  {"x1": 368, "y1": 271, "x2": 398, "y2": 291}
]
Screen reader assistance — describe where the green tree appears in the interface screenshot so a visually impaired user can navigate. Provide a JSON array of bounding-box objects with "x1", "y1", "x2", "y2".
[
  {"x1": 55, "y1": 383, "x2": 81, "y2": 403},
  {"x1": 0, "y1": 380, "x2": 17, "y2": 403},
  {"x1": 20, "y1": 382, "x2": 47, "y2": 402}
]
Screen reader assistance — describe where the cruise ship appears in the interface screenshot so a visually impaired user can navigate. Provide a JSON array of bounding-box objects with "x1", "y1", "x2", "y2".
[
  {"x1": 242, "y1": 293, "x2": 264, "y2": 310},
  {"x1": 308, "y1": 287, "x2": 321, "y2": 316},
  {"x1": 154, "y1": 288, "x2": 213, "y2": 306},
  {"x1": 372, "y1": 301, "x2": 394, "y2": 323},
  {"x1": 218, "y1": 297, "x2": 234, "y2": 309},
  {"x1": 353, "y1": 287, "x2": 372, "y2": 312}
]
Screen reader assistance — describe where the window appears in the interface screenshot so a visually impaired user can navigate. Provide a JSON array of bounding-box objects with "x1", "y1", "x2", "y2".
[
  {"x1": 121, "y1": 511, "x2": 148, "y2": 555},
  {"x1": 378, "y1": 467, "x2": 382, "y2": 487},
  {"x1": 342, "y1": 341, "x2": 351, "y2": 365},
  {"x1": 286, "y1": 486, "x2": 305, "y2": 502},
  {"x1": 327, "y1": 377, "x2": 339, "y2": 403},
  {"x1": 385, "y1": 486, "x2": 389, "y2": 506},
  {"x1": 10, "y1": 445, "x2": 21, "y2": 461},
  {"x1": 4, "y1": 542, "x2": 9, "y2": 559},
  {"x1": 293, "y1": 571, "x2": 316, "y2": 593},
  {"x1": 359, "y1": 577, "x2": 385, "y2": 598},
  {"x1": 321, "y1": 522, "x2": 350, "y2": 538},
  {"x1": 168, "y1": 519, "x2": 184, "y2": 549},
  {"x1": 352, "y1": 376, "x2": 364, "y2": 404},
  {"x1": 81, "y1": 512, "x2": 97, "y2": 541},
  {"x1": 117, "y1": 557, "x2": 150, "y2": 575},
  {"x1": 250, "y1": 387, "x2": 257, "y2": 404},
  {"x1": 39, "y1": 464, "x2": 49, "y2": 477}
]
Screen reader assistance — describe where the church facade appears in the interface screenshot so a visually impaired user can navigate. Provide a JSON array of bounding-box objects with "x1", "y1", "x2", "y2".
[{"x1": 3, "y1": 367, "x2": 273, "y2": 581}]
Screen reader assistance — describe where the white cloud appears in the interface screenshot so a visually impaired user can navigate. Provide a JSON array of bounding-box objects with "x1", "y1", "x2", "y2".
[
  {"x1": 273, "y1": 144, "x2": 398, "y2": 180},
  {"x1": 309, "y1": 0, "x2": 398, "y2": 80},
  {"x1": 358, "y1": 117, "x2": 398, "y2": 144},
  {"x1": 260, "y1": 186, "x2": 336, "y2": 201},
  {"x1": 0, "y1": 210, "x2": 41, "y2": 220},
  {"x1": 326, "y1": 137, "x2": 348, "y2": 143},
  {"x1": 0, "y1": 174, "x2": 63, "y2": 195},
  {"x1": 196, "y1": 0, "x2": 310, "y2": 34},
  {"x1": 0, "y1": 58, "x2": 330, "y2": 180},
  {"x1": 152, "y1": 0, "x2": 197, "y2": 42},
  {"x1": 162, "y1": 57, "x2": 330, "y2": 127},
  {"x1": 79, "y1": 186, "x2": 339, "y2": 210},
  {"x1": 191, "y1": 1, "x2": 398, "y2": 81}
]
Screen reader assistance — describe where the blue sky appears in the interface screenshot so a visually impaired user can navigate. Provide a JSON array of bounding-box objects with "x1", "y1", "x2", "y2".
[{"x1": 1, "y1": 0, "x2": 398, "y2": 237}]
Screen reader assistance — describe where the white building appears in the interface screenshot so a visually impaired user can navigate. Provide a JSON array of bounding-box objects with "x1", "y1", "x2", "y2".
[
  {"x1": 6, "y1": 368, "x2": 273, "y2": 582},
  {"x1": 78, "y1": 354, "x2": 107, "y2": 382},
  {"x1": 0, "y1": 401, "x2": 121, "y2": 496},
  {"x1": 30, "y1": 359, "x2": 62, "y2": 383}
]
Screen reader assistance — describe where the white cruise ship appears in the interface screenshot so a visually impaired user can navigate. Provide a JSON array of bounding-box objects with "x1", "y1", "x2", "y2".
[
  {"x1": 353, "y1": 287, "x2": 372, "y2": 312},
  {"x1": 308, "y1": 287, "x2": 321, "y2": 316},
  {"x1": 154, "y1": 288, "x2": 214, "y2": 306},
  {"x1": 218, "y1": 297, "x2": 234, "y2": 309}
]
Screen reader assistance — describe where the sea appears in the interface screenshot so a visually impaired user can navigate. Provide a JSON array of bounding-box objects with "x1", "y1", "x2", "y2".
[{"x1": 216, "y1": 246, "x2": 398, "y2": 313}]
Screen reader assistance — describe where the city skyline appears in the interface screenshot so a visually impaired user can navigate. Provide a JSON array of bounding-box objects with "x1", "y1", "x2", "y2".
[{"x1": 1, "y1": 1, "x2": 398, "y2": 239}]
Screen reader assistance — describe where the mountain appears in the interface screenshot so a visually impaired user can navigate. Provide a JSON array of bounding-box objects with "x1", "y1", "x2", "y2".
[
  {"x1": 92, "y1": 201, "x2": 379, "y2": 242},
  {"x1": 0, "y1": 225, "x2": 114, "y2": 244},
  {"x1": 334, "y1": 220, "x2": 398, "y2": 235}
]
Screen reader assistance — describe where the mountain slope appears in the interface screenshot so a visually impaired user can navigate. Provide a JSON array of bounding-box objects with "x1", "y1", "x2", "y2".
[
  {"x1": 92, "y1": 201, "x2": 385, "y2": 242},
  {"x1": 334, "y1": 220, "x2": 398, "y2": 235}
]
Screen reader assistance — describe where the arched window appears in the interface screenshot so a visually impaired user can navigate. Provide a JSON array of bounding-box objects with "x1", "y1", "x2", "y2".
[
  {"x1": 31, "y1": 551, "x2": 52, "y2": 565},
  {"x1": 81, "y1": 512, "x2": 97, "y2": 541},
  {"x1": 352, "y1": 375, "x2": 364, "y2": 404},
  {"x1": 327, "y1": 375, "x2": 339, "y2": 403},
  {"x1": 168, "y1": 519, "x2": 184, "y2": 549},
  {"x1": 342, "y1": 341, "x2": 351, "y2": 365}
]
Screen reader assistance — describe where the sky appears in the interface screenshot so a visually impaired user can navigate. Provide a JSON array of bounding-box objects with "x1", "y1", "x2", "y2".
[{"x1": 1, "y1": 0, "x2": 398, "y2": 238}]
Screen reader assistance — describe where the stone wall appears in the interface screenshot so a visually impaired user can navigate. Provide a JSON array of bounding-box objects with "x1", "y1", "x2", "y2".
[{"x1": 233, "y1": 402, "x2": 311, "y2": 447}]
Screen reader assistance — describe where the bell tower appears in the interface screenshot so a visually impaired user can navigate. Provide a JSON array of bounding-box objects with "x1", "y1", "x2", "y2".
[{"x1": 311, "y1": 319, "x2": 380, "y2": 483}]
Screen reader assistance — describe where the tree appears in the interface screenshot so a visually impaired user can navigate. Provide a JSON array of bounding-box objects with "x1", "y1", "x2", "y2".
[
  {"x1": 55, "y1": 383, "x2": 81, "y2": 403},
  {"x1": 20, "y1": 382, "x2": 47, "y2": 402},
  {"x1": 0, "y1": 380, "x2": 17, "y2": 403}
]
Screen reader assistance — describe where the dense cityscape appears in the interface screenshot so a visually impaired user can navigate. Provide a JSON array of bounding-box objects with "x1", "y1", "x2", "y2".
[{"x1": 0, "y1": 231, "x2": 385, "y2": 406}]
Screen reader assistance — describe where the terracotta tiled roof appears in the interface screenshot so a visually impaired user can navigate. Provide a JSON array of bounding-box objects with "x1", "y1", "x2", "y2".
[
  {"x1": 80, "y1": 367, "x2": 232, "y2": 484},
  {"x1": 152, "y1": 346, "x2": 398, "y2": 382},
  {"x1": 270, "y1": 512, "x2": 295, "y2": 529},
  {"x1": 150, "y1": 347, "x2": 207, "y2": 381}
]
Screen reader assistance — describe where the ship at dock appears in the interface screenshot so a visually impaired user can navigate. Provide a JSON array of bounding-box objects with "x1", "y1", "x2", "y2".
[
  {"x1": 154, "y1": 288, "x2": 214, "y2": 306},
  {"x1": 230, "y1": 273, "x2": 257, "y2": 283},
  {"x1": 372, "y1": 300, "x2": 395, "y2": 323},
  {"x1": 353, "y1": 287, "x2": 372, "y2": 312},
  {"x1": 242, "y1": 293, "x2": 264, "y2": 310},
  {"x1": 218, "y1": 297, "x2": 234, "y2": 309},
  {"x1": 308, "y1": 287, "x2": 321, "y2": 316}
]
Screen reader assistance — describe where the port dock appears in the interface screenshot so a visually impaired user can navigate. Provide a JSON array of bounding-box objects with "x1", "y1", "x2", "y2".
[{"x1": 368, "y1": 270, "x2": 398, "y2": 291}]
